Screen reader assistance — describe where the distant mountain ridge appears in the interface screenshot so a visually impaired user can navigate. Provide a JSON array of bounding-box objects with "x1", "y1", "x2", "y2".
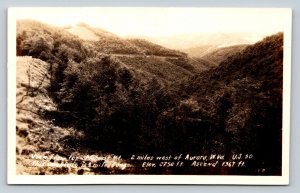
[
  {"x1": 145, "y1": 32, "x2": 266, "y2": 50},
  {"x1": 200, "y1": 44, "x2": 248, "y2": 65}
]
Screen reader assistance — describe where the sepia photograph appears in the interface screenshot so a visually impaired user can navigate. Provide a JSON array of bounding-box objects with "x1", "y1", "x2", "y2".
[{"x1": 7, "y1": 7, "x2": 291, "y2": 184}]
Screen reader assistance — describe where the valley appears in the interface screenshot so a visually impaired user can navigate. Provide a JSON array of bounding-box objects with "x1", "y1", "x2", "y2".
[{"x1": 15, "y1": 20, "x2": 284, "y2": 175}]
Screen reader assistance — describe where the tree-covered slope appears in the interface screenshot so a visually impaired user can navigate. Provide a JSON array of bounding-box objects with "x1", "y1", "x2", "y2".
[{"x1": 165, "y1": 33, "x2": 284, "y2": 174}]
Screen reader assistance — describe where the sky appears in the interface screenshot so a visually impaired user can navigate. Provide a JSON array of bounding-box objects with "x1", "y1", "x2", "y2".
[{"x1": 12, "y1": 7, "x2": 291, "y2": 38}]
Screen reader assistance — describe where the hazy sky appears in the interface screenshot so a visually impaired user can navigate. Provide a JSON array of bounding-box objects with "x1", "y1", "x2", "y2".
[{"x1": 12, "y1": 7, "x2": 290, "y2": 38}]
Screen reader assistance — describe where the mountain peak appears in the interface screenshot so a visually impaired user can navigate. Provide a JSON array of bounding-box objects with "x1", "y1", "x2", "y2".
[{"x1": 66, "y1": 23, "x2": 117, "y2": 41}]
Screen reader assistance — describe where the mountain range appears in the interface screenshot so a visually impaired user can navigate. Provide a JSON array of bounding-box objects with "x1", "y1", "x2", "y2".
[{"x1": 16, "y1": 19, "x2": 283, "y2": 175}]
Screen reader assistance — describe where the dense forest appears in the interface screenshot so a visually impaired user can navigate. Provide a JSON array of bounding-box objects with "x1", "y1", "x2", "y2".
[{"x1": 16, "y1": 20, "x2": 283, "y2": 175}]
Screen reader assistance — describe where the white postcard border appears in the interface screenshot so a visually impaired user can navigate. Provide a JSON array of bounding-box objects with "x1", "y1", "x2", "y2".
[{"x1": 7, "y1": 7, "x2": 292, "y2": 185}]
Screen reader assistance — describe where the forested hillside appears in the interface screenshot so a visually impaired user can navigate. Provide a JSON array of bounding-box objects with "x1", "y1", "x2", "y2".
[
  {"x1": 164, "y1": 33, "x2": 284, "y2": 174},
  {"x1": 16, "y1": 20, "x2": 283, "y2": 175},
  {"x1": 200, "y1": 44, "x2": 248, "y2": 65}
]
